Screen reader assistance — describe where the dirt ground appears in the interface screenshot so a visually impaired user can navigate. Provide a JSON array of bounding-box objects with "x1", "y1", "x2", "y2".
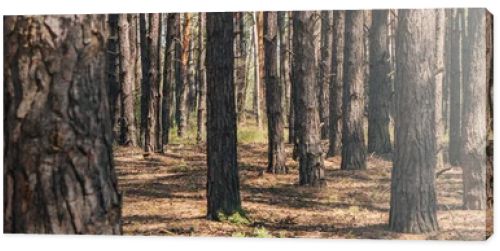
[{"x1": 115, "y1": 143, "x2": 491, "y2": 240}]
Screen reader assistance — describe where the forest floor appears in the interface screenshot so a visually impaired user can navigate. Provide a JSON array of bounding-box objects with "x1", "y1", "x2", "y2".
[{"x1": 115, "y1": 142, "x2": 491, "y2": 240}]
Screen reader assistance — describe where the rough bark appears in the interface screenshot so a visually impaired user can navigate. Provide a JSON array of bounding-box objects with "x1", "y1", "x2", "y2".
[
  {"x1": 144, "y1": 14, "x2": 161, "y2": 153},
  {"x1": 292, "y1": 11, "x2": 325, "y2": 186},
  {"x1": 264, "y1": 12, "x2": 286, "y2": 174},
  {"x1": 107, "y1": 14, "x2": 121, "y2": 143},
  {"x1": 118, "y1": 14, "x2": 138, "y2": 147},
  {"x1": 327, "y1": 11, "x2": 345, "y2": 157},
  {"x1": 434, "y1": 9, "x2": 446, "y2": 170},
  {"x1": 341, "y1": 11, "x2": 367, "y2": 170},
  {"x1": 205, "y1": 12, "x2": 241, "y2": 220},
  {"x1": 4, "y1": 15, "x2": 122, "y2": 234},
  {"x1": 367, "y1": 10, "x2": 392, "y2": 154},
  {"x1": 253, "y1": 12, "x2": 262, "y2": 128},
  {"x1": 176, "y1": 13, "x2": 191, "y2": 137},
  {"x1": 449, "y1": 9, "x2": 463, "y2": 165},
  {"x1": 234, "y1": 12, "x2": 247, "y2": 122},
  {"x1": 162, "y1": 13, "x2": 179, "y2": 145},
  {"x1": 139, "y1": 14, "x2": 148, "y2": 147},
  {"x1": 461, "y1": 8, "x2": 487, "y2": 210},
  {"x1": 318, "y1": 11, "x2": 333, "y2": 139},
  {"x1": 197, "y1": 13, "x2": 207, "y2": 143},
  {"x1": 389, "y1": 9, "x2": 439, "y2": 233}
]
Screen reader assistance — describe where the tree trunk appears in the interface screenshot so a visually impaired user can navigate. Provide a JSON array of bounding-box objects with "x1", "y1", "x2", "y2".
[
  {"x1": 144, "y1": 14, "x2": 161, "y2": 153},
  {"x1": 139, "y1": 14, "x2": 148, "y2": 147},
  {"x1": 163, "y1": 13, "x2": 180, "y2": 146},
  {"x1": 278, "y1": 12, "x2": 293, "y2": 144},
  {"x1": 234, "y1": 12, "x2": 247, "y2": 123},
  {"x1": 128, "y1": 14, "x2": 140, "y2": 145},
  {"x1": 389, "y1": 9, "x2": 439, "y2": 233},
  {"x1": 118, "y1": 14, "x2": 138, "y2": 147},
  {"x1": 205, "y1": 12, "x2": 241, "y2": 220},
  {"x1": 264, "y1": 12, "x2": 286, "y2": 174},
  {"x1": 448, "y1": 9, "x2": 463, "y2": 165},
  {"x1": 461, "y1": 9, "x2": 487, "y2": 210},
  {"x1": 4, "y1": 15, "x2": 122, "y2": 234},
  {"x1": 367, "y1": 10, "x2": 392, "y2": 154},
  {"x1": 253, "y1": 12, "x2": 262, "y2": 128},
  {"x1": 107, "y1": 14, "x2": 122, "y2": 144},
  {"x1": 197, "y1": 13, "x2": 207, "y2": 143},
  {"x1": 327, "y1": 11, "x2": 345, "y2": 157},
  {"x1": 341, "y1": 10, "x2": 367, "y2": 170},
  {"x1": 434, "y1": 10, "x2": 446, "y2": 170},
  {"x1": 176, "y1": 13, "x2": 192, "y2": 137},
  {"x1": 318, "y1": 11, "x2": 333, "y2": 139},
  {"x1": 292, "y1": 11, "x2": 325, "y2": 186}
]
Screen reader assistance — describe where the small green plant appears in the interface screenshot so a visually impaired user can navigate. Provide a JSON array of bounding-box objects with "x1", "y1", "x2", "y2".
[
  {"x1": 217, "y1": 210, "x2": 251, "y2": 225},
  {"x1": 231, "y1": 231, "x2": 246, "y2": 238},
  {"x1": 253, "y1": 226, "x2": 273, "y2": 238}
]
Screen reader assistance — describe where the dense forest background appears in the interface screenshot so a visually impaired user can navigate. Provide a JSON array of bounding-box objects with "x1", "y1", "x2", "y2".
[{"x1": 3, "y1": 9, "x2": 493, "y2": 239}]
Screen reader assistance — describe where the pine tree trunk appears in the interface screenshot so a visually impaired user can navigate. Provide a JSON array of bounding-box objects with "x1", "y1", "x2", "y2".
[
  {"x1": 434, "y1": 9, "x2": 446, "y2": 170},
  {"x1": 253, "y1": 12, "x2": 262, "y2": 128},
  {"x1": 118, "y1": 14, "x2": 138, "y2": 147},
  {"x1": 177, "y1": 13, "x2": 192, "y2": 137},
  {"x1": 205, "y1": 12, "x2": 241, "y2": 220},
  {"x1": 461, "y1": 9, "x2": 487, "y2": 210},
  {"x1": 139, "y1": 14, "x2": 148, "y2": 147},
  {"x1": 327, "y1": 11, "x2": 345, "y2": 157},
  {"x1": 448, "y1": 9, "x2": 463, "y2": 165},
  {"x1": 292, "y1": 11, "x2": 325, "y2": 186},
  {"x1": 144, "y1": 13, "x2": 161, "y2": 153},
  {"x1": 234, "y1": 12, "x2": 247, "y2": 123},
  {"x1": 265, "y1": 12, "x2": 286, "y2": 174},
  {"x1": 128, "y1": 14, "x2": 140, "y2": 144},
  {"x1": 367, "y1": 10, "x2": 392, "y2": 154},
  {"x1": 389, "y1": 9, "x2": 439, "y2": 233},
  {"x1": 278, "y1": 12, "x2": 292, "y2": 144},
  {"x1": 4, "y1": 15, "x2": 122, "y2": 234},
  {"x1": 318, "y1": 11, "x2": 333, "y2": 139},
  {"x1": 107, "y1": 14, "x2": 122, "y2": 144},
  {"x1": 162, "y1": 13, "x2": 179, "y2": 146},
  {"x1": 341, "y1": 10, "x2": 367, "y2": 170},
  {"x1": 197, "y1": 13, "x2": 207, "y2": 144}
]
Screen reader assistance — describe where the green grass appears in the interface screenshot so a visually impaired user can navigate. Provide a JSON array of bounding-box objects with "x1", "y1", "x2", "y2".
[{"x1": 217, "y1": 210, "x2": 251, "y2": 225}]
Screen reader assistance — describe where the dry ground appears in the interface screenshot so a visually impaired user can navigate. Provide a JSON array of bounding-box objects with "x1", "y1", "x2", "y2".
[{"x1": 115, "y1": 143, "x2": 491, "y2": 240}]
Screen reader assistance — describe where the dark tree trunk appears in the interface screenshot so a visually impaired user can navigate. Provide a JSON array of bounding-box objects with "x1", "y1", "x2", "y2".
[
  {"x1": 341, "y1": 11, "x2": 367, "y2": 170},
  {"x1": 327, "y1": 11, "x2": 345, "y2": 157},
  {"x1": 197, "y1": 13, "x2": 207, "y2": 143},
  {"x1": 163, "y1": 13, "x2": 180, "y2": 146},
  {"x1": 253, "y1": 12, "x2": 262, "y2": 129},
  {"x1": 107, "y1": 14, "x2": 122, "y2": 143},
  {"x1": 448, "y1": 9, "x2": 463, "y2": 165},
  {"x1": 264, "y1": 11, "x2": 286, "y2": 174},
  {"x1": 144, "y1": 13, "x2": 161, "y2": 153},
  {"x1": 318, "y1": 11, "x2": 333, "y2": 139},
  {"x1": 176, "y1": 13, "x2": 192, "y2": 137},
  {"x1": 278, "y1": 12, "x2": 293, "y2": 144},
  {"x1": 118, "y1": 14, "x2": 138, "y2": 147},
  {"x1": 292, "y1": 11, "x2": 325, "y2": 186},
  {"x1": 389, "y1": 9, "x2": 439, "y2": 233},
  {"x1": 486, "y1": 12, "x2": 493, "y2": 209},
  {"x1": 139, "y1": 14, "x2": 148, "y2": 147},
  {"x1": 461, "y1": 9, "x2": 488, "y2": 210},
  {"x1": 4, "y1": 15, "x2": 122, "y2": 234},
  {"x1": 234, "y1": 12, "x2": 247, "y2": 123},
  {"x1": 205, "y1": 12, "x2": 241, "y2": 220},
  {"x1": 367, "y1": 10, "x2": 392, "y2": 154}
]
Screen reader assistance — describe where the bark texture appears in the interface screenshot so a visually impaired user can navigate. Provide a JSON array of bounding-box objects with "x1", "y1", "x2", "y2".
[
  {"x1": 292, "y1": 11, "x2": 325, "y2": 186},
  {"x1": 196, "y1": 13, "x2": 207, "y2": 144},
  {"x1": 341, "y1": 11, "x2": 367, "y2": 170},
  {"x1": 318, "y1": 11, "x2": 333, "y2": 139},
  {"x1": 264, "y1": 12, "x2": 286, "y2": 174},
  {"x1": 205, "y1": 12, "x2": 241, "y2": 220},
  {"x1": 389, "y1": 9, "x2": 439, "y2": 233},
  {"x1": 162, "y1": 13, "x2": 179, "y2": 145},
  {"x1": 4, "y1": 15, "x2": 122, "y2": 234}
]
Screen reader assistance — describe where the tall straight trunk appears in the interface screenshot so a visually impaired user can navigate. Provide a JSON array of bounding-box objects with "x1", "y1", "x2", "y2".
[
  {"x1": 139, "y1": 14, "x2": 148, "y2": 147},
  {"x1": 253, "y1": 12, "x2": 262, "y2": 128},
  {"x1": 162, "y1": 13, "x2": 179, "y2": 145},
  {"x1": 242, "y1": 12, "x2": 254, "y2": 124},
  {"x1": 205, "y1": 12, "x2": 241, "y2": 220},
  {"x1": 197, "y1": 13, "x2": 207, "y2": 143},
  {"x1": 292, "y1": 11, "x2": 325, "y2": 186},
  {"x1": 443, "y1": 10, "x2": 452, "y2": 135},
  {"x1": 278, "y1": 12, "x2": 292, "y2": 143},
  {"x1": 177, "y1": 13, "x2": 192, "y2": 137},
  {"x1": 257, "y1": 11, "x2": 266, "y2": 123},
  {"x1": 486, "y1": 12, "x2": 493, "y2": 209},
  {"x1": 133, "y1": 14, "x2": 142, "y2": 141},
  {"x1": 128, "y1": 14, "x2": 139, "y2": 144},
  {"x1": 118, "y1": 14, "x2": 138, "y2": 146},
  {"x1": 144, "y1": 13, "x2": 161, "y2": 153},
  {"x1": 434, "y1": 10, "x2": 446, "y2": 170},
  {"x1": 341, "y1": 10, "x2": 366, "y2": 170},
  {"x1": 318, "y1": 11, "x2": 333, "y2": 139},
  {"x1": 288, "y1": 13, "x2": 295, "y2": 144},
  {"x1": 367, "y1": 10, "x2": 392, "y2": 154},
  {"x1": 265, "y1": 12, "x2": 286, "y2": 174},
  {"x1": 448, "y1": 9, "x2": 463, "y2": 165},
  {"x1": 461, "y1": 8, "x2": 488, "y2": 210},
  {"x1": 327, "y1": 11, "x2": 345, "y2": 157},
  {"x1": 107, "y1": 14, "x2": 122, "y2": 143},
  {"x1": 389, "y1": 9, "x2": 439, "y2": 233},
  {"x1": 4, "y1": 15, "x2": 122, "y2": 234},
  {"x1": 234, "y1": 12, "x2": 247, "y2": 122}
]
